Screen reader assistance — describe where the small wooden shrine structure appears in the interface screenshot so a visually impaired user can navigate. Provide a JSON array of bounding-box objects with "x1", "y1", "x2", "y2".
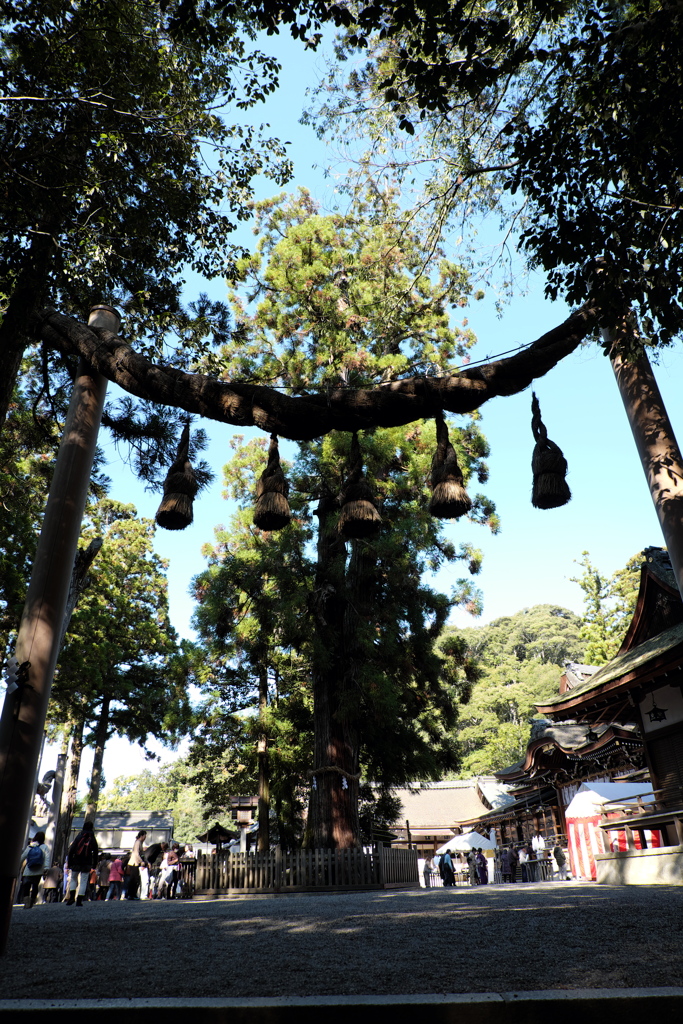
[
  {"x1": 461, "y1": 549, "x2": 683, "y2": 867},
  {"x1": 536, "y1": 547, "x2": 683, "y2": 801},
  {"x1": 532, "y1": 547, "x2": 683, "y2": 880}
]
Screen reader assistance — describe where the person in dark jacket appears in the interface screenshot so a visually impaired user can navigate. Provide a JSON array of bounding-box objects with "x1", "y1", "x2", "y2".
[
  {"x1": 440, "y1": 849, "x2": 455, "y2": 887},
  {"x1": 508, "y1": 845, "x2": 519, "y2": 883},
  {"x1": 65, "y1": 821, "x2": 99, "y2": 906}
]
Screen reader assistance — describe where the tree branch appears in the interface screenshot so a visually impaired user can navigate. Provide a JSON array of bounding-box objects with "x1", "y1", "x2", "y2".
[{"x1": 34, "y1": 305, "x2": 599, "y2": 441}]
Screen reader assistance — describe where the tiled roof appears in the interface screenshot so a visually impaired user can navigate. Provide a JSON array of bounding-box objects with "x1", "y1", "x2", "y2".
[
  {"x1": 540, "y1": 621, "x2": 683, "y2": 707},
  {"x1": 496, "y1": 721, "x2": 641, "y2": 780},
  {"x1": 390, "y1": 780, "x2": 504, "y2": 829},
  {"x1": 72, "y1": 810, "x2": 174, "y2": 829},
  {"x1": 643, "y1": 546, "x2": 677, "y2": 590}
]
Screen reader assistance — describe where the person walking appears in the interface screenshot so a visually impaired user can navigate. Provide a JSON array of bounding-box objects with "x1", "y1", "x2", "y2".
[
  {"x1": 95, "y1": 855, "x2": 111, "y2": 899},
  {"x1": 164, "y1": 843, "x2": 181, "y2": 899},
  {"x1": 125, "y1": 830, "x2": 147, "y2": 900},
  {"x1": 553, "y1": 843, "x2": 568, "y2": 881},
  {"x1": 106, "y1": 854, "x2": 125, "y2": 900},
  {"x1": 441, "y1": 849, "x2": 455, "y2": 887},
  {"x1": 65, "y1": 821, "x2": 99, "y2": 906},
  {"x1": 42, "y1": 862, "x2": 63, "y2": 903},
  {"x1": 476, "y1": 848, "x2": 488, "y2": 885},
  {"x1": 19, "y1": 831, "x2": 49, "y2": 909},
  {"x1": 518, "y1": 844, "x2": 528, "y2": 882},
  {"x1": 467, "y1": 849, "x2": 478, "y2": 886},
  {"x1": 508, "y1": 845, "x2": 519, "y2": 883}
]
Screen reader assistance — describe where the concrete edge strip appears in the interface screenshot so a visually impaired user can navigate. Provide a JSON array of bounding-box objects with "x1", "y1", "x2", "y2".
[{"x1": 1, "y1": 988, "x2": 683, "y2": 1021}]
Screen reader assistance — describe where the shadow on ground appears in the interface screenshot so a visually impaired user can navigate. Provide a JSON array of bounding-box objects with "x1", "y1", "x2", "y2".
[{"x1": 1, "y1": 883, "x2": 682, "y2": 999}]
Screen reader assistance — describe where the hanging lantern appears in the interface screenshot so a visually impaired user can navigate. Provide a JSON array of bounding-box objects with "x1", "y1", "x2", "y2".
[
  {"x1": 429, "y1": 410, "x2": 472, "y2": 519},
  {"x1": 530, "y1": 392, "x2": 571, "y2": 509},
  {"x1": 253, "y1": 434, "x2": 291, "y2": 531},
  {"x1": 338, "y1": 432, "x2": 381, "y2": 539},
  {"x1": 155, "y1": 422, "x2": 198, "y2": 530}
]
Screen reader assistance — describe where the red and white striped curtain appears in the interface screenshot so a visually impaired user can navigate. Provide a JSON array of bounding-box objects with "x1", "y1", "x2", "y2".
[
  {"x1": 568, "y1": 815, "x2": 663, "y2": 879},
  {"x1": 566, "y1": 816, "x2": 603, "y2": 880}
]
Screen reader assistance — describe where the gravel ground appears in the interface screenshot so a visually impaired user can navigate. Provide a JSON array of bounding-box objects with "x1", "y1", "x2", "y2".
[{"x1": 1, "y1": 881, "x2": 683, "y2": 999}]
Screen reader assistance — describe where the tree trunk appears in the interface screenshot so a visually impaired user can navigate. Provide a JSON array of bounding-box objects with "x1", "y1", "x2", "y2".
[
  {"x1": 83, "y1": 695, "x2": 110, "y2": 822},
  {"x1": 308, "y1": 496, "x2": 362, "y2": 849},
  {"x1": 257, "y1": 666, "x2": 270, "y2": 853},
  {"x1": 58, "y1": 537, "x2": 103, "y2": 650},
  {"x1": 0, "y1": 228, "x2": 57, "y2": 430},
  {"x1": 54, "y1": 717, "x2": 85, "y2": 868}
]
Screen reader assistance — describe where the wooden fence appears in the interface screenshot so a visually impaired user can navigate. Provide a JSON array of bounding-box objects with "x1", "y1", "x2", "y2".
[{"x1": 195, "y1": 845, "x2": 418, "y2": 895}]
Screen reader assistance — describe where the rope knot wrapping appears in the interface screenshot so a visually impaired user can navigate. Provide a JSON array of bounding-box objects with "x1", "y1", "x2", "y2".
[
  {"x1": 155, "y1": 421, "x2": 198, "y2": 530},
  {"x1": 429, "y1": 410, "x2": 472, "y2": 519},
  {"x1": 338, "y1": 432, "x2": 381, "y2": 539},
  {"x1": 253, "y1": 433, "x2": 291, "y2": 531},
  {"x1": 531, "y1": 392, "x2": 571, "y2": 509}
]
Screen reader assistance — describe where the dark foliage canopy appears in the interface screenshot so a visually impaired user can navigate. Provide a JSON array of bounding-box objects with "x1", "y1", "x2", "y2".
[{"x1": 171, "y1": 2, "x2": 683, "y2": 348}]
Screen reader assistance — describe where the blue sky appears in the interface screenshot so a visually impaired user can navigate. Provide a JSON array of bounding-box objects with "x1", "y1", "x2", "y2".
[{"x1": 42, "y1": 28, "x2": 683, "y2": 787}]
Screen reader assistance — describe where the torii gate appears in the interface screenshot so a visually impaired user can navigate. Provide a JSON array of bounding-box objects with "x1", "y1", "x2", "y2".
[{"x1": 1, "y1": 301, "x2": 681, "y2": 951}]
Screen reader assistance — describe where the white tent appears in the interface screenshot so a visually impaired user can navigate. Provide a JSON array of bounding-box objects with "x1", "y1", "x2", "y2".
[
  {"x1": 436, "y1": 831, "x2": 496, "y2": 855},
  {"x1": 566, "y1": 782, "x2": 654, "y2": 814}
]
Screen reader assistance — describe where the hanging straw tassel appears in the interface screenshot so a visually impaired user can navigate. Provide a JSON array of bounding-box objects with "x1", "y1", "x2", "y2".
[
  {"x1": 338, "y1": 432, "x2": 381, "y2": 539},
  {"x1": 429, "y1": 411, "x2": 472, "y2": 519},
  {"x1": 253, "y1": 434, "x2": 291, "y2": 531},
  {"x1": 155, "y1": 422, "x2": 198, "y2": 530},
  {"x1": 531, "y1": 392, "x2": 571, "y2": 509}
]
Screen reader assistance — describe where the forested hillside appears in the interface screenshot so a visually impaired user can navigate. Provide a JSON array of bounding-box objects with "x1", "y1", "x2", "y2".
[{"x1": 451, "y1": 605, "x2": 586, "y2": 775}]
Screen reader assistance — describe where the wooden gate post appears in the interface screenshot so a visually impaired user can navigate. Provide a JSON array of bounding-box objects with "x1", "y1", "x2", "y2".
[{"x1": 0, "y1": 305, "x2": 117, "y2": 954}]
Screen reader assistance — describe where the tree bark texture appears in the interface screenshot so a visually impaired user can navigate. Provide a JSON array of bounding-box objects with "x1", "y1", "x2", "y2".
[
  {"x1": 54, "y1": 717, "x2": 84, "y2": 870},
  {"x1": 34, "y1": 304, "x2": 599, "y2": 441},
  {"x1": 257, "y1": 666, "x2": 270, "y2": 854},
  {"x1": 83, "y1": 695, "x2": 110, "y2": 823},
  {"x1": 308, "y1": 497, "x2": 362, "y2": 849},
  {"x1": 58, "y1": 537, "x2": 103, "y2": 651},
  {"x1": 609, "y1": 328, "x2": 683, "y2": 604},
  {"x1": 0, "y1": 307, "x2": 112, "y2": 954},
  {"x1": 0, "y1": 228, "x2": 59, "y2": 430}
]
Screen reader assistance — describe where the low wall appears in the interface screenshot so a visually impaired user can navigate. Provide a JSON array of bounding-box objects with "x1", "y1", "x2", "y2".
[{"x1": 596, "y1": 844, "x2": 683, "y2": 885}]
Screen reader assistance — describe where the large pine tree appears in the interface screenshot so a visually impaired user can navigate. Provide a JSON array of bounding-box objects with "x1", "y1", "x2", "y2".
[{"x1": 192, "y1": 188, "x2": 496, "y2": 848}]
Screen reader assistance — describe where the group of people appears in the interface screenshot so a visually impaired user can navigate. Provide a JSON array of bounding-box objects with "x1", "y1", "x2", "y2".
[
  {"x1": 19, "y1": 821, "x2": 197, "y2": 908},
  {"x1": 422, "y1": 837, "x2": 569, "y2": 888},
  {"x1": 500, "y1": 840, "x2": 568, "y2": 882},
  {"x1": 426, "y1": 848, "x2": 490, "y2": 887}
]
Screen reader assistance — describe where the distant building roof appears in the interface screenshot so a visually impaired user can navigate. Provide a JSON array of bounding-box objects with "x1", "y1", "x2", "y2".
[
  {"x1": 539, "y1": 621, "x2": 683, "y2": 712},
  {"x1": 477, "y1": 778, "x2": 517, "y2": 810},
  {"x1": 390, "y1": 779, "x2": 514, "y2": 830},
  {"x1": 561, "y1": 663, "x2": 599, "y2": 693},
  {"x1": 72, "y1": 810, "x2": 174, "y2": 830}
]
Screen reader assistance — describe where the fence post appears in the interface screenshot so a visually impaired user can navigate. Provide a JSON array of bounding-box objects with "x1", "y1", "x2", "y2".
[
  {"x1": 275, "y1": 845, "x2": 282, "y2": 892},
  {"x1": 377, "y1": 844, "x2": 385, "y2": 887}
]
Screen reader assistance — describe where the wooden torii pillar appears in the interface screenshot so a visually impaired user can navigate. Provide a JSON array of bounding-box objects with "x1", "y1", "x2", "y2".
[
  {"x1": 607, "y1": 326, "x2": 683, "y2": 605},
  {"x1": 0, "y1": 305, "x2": 118, "y2": 954}
]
